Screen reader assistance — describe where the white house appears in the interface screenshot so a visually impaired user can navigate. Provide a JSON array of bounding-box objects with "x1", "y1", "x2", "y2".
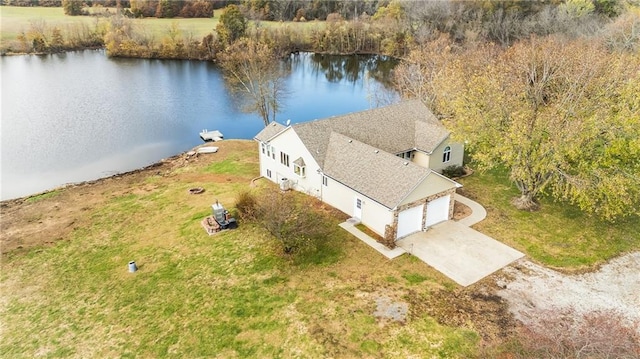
[{"x1": 254, "y1": 100, "x2": 464, "y2": 243}]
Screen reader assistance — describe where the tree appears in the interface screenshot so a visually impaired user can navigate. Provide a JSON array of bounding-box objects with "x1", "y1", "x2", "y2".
[
  {"x1": 236, "y1": 190, "x2": 331, "y2": 254},
  {"x1": 218, "y1": 38, "x2": 288, "y2": 126},
  {"x1": 397, "y1": 36, "x2": 639, "y2": 219},
  {"x1": 62, "y1": 0, "x2": 83, "y2": 16},
  {"x1": 456, "y1": 38, "x2": 638, "y2": 218},
  {"x1": 216, "y1": 4, "x2": 247, "y2": 47}
]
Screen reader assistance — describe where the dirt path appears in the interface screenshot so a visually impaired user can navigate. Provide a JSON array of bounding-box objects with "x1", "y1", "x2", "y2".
[{"x1": 495, "y1": 252, "x2": 640, "y2": 330}]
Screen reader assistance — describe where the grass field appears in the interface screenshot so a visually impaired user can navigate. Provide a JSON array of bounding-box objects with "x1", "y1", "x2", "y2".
[
  {"x1": 2, "y1": 140, "x2": 638, "y2": 357},
  {"x1": 0, "y1": 6, "x2": 321, "y2": 47},
  {"x1": 0, "y1": 5, "x2": 219, "y2": 44},
  {"x1": 0, "y1": 141, "x2": 479, "y2": 358},
  {"x1": 458, "y1": 168, "x2": 640, "y2": 271}
]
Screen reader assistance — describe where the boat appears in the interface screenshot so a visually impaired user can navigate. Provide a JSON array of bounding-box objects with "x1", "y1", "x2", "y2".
[{"x1": 199, "y1": 129, "x2": 224, "y2": 142}]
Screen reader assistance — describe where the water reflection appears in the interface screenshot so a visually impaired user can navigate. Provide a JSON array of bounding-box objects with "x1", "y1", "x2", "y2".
[
  {"x1": 305, "y1": 53, "x2": 398, "y2": 84},
  {"x1": 1, "y1": 51, "x2": 397, "y2": 200}
]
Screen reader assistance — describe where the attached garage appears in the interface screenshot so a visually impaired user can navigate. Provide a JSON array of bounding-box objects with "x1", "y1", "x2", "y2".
[
  {"x1": 397, "y1": 204, "x2": 424, "y2": 239},
  {"x1": 425, "y1": 195, "x2": 450, "y2": 227}
]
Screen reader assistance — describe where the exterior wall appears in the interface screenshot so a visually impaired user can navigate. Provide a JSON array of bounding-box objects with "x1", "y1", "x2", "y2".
[
  {"x1": 412, "y1": 151, "x2": 431, "y2": 168},
  {"x1": 399, "y1": 173, "x2": 459, "y2": 206},
  {"x1": 390, "y1": 188, "x2": 457, "y2": 240},
  {"x1": 428, "y1": 139, "x2": 464, "y2": 174},
  {"x1": 258, "y1": 128, "x2": 322, "y2": 197},
  {"x1": 321, "y1": 178, "x2": 392, "y2": 237}
]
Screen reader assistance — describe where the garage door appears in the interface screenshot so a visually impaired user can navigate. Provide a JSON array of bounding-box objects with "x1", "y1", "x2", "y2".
[
  {"x1": 425, "y1": 195, "x2": 450, "y2": 227},
  {"x1": 397, "y1": 204, "x2": 424, "y2": 239}
]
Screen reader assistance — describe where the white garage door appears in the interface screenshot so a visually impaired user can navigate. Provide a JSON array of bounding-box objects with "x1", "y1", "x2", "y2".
[
  {"x1": 425, "y1": 195, "x2": 450, "y2": 227},
  {"x1": 397, "y1": 204, "x2": 424, "y2": 239}
]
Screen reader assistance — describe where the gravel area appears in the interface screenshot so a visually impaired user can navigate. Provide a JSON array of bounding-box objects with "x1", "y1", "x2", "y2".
[{"x1": 496, "y1": 252, "x2": 640, "y2": 330}]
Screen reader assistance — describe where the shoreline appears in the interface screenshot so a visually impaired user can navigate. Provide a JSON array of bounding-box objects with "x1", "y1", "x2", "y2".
[{"x1": 0, "y1": 140, "x2": 249, "y2": 205}]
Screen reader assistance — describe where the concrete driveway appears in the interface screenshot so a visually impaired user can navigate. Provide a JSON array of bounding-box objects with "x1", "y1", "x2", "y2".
[{"x1": 396, "y1": 221, "x2": 524, "y2": 286}]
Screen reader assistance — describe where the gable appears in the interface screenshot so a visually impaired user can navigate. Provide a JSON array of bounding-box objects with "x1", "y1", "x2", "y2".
[
  {"x1": 398, "y1": 172, "x2": 460, "y2": 206},
  {"x1": 254, "y1": 121, "x2": 286, "y2": 142},
  {"x1": 323, "y1": 132, "x2": 432, "y2": 209}
]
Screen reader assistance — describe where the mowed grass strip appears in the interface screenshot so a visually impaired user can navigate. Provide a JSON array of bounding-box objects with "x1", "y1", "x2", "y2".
[
  {"x1": 458, "y1": 167, "x2": 640, "y2": 270},
  {"x1": 0, "y1": 140, "x2": 478, "y2": 358}
]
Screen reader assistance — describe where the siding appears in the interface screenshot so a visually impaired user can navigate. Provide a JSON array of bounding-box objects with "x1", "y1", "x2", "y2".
[
  {"x1": 322, "y1": 177, "x2": 392, "y2": 236},
  {"x1": 428, "y1": 140, "x2": 464, "y2": 173},
  {"x1": 259, "y1": 127, "x2": 322, "y2": 196}
]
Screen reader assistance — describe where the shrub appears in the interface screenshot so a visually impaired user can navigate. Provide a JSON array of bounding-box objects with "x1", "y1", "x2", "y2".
[
  {"x1": 442, "y1": 165, "x2": 466, "y2": 179},
  {"x1": 509, "y1": 307, "x2": 640, "y2": 359},
  {"x1": 235, "y1": 190, "x2": 258, "y2": 221}
]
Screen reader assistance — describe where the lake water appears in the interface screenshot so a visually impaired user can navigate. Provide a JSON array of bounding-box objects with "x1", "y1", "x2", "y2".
[{"x1": 1, "y1": 50, "x2": 397, "y2": 200}]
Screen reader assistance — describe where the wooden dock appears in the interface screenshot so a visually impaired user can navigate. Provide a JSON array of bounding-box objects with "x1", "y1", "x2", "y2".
[{"x1": 200, "y1": 129, "x2": 224, "y2": 142}]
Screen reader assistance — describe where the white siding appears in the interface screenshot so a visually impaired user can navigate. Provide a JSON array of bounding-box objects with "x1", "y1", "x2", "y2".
[
  {"x1": 322, "y1": 178, "x2": 392, "y2": 237},
  {"x1": 258, "y1": 128, "x2": 322, "y2": 197},
  {"x1": 412, "y1": 151, "x2": 431, "y2": 169}
]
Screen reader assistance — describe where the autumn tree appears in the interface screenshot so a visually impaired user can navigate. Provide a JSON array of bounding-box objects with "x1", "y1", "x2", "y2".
[
  {"x1": 397, "y1": 36, "x2": 639, "y2": 219},
  {"x1": 216, "y1": 4, "x2": 247, "y2": 47},
  {"x1": 62, "y1": 0, "x2": 83, "y2": 16},
  {"x1": 218, "y1": 38, "x2": 288, "y2": 126}
]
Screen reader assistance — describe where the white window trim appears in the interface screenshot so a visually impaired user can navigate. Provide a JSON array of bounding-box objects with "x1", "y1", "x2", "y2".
[
  {"x1": 293, "y1": 163, "x2": 306, "y2": 177},
  {"x1": 443, "y1": 146, "x2": 451, "y2": 163}
]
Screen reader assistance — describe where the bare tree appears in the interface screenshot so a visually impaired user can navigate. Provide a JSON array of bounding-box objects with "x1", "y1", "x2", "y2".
[{"x1": 218, "y1": 38, "x2": 289, "y2": 126}]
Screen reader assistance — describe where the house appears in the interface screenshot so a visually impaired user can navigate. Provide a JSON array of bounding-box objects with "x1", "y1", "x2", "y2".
[{"x1": 254, "y1": 100, "x2": 464, "y2": 242}]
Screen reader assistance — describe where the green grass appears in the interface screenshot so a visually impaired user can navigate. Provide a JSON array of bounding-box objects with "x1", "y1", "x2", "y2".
[
  {"x1": 0, "y1": 141, "x2": 478, "y2": 358},
  {"x1": 0, "y1": 5, "x2": 219, "y2": 44},
  {"x1": 0, "y1": 5, "x2": 319, "y2": 46},
  {"x1": 458, "y1": 167, "x2": 640, "y2": 270},
  {"x1": 25, "y1": 189, "x2": 61, "y2": 203}
]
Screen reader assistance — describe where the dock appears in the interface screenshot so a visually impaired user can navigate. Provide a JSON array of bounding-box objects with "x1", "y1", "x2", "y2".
[{"x1": 200, "y1": 129, "x2": 224, "y2": 142}]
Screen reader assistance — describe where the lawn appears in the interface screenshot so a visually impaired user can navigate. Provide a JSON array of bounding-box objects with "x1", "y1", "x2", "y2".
[
  {"x1": 0, "y1": 140, "x2": 478, "y2": 358},
  {"x1": 458, "y1": 167, "x2": 640, "y2": 270},
  {"x1": 2, "y1": 141, "x2": 637, "y2": 357}
]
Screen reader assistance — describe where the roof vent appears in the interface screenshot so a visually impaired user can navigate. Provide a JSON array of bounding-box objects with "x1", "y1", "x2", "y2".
[
  {"x1": 348, "y1": 139, "x2": 353, "y2": 143},
  {"x1": 374, "y1": 150, "x2": 379, "y2": 153},
  {"x1": 403, "y1": 162, "x2": 409, "y2": 166}
]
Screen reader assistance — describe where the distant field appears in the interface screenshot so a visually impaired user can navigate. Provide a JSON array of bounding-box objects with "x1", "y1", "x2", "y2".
[
  {"x1": 0, "y1": 6, "x2": 219, "y2": 44},
  {"x1": 0, "y1": 6, "x2": 321, "y2": 46}
]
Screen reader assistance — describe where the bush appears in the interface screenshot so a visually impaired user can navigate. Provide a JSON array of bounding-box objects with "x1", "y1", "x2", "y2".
[
  {"x1": 241, "y1": 190, "x2": 332, "y2": 255},
  {"x1": 509, "y1": 307, "x2": 640, "y2": 359},
  {"x1": 235, "y1": 190, "x2": 258, "y2": 221},
  {"x1": 442, "y1": 165, "x2": 466, "y2": 179}
]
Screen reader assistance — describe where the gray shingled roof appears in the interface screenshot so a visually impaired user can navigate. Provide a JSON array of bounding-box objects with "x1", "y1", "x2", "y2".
[
  {"x1": 323, "y1": 132, "x2": 432, "y2": 209},
  {"x1": 292, "y1": 100, "x2": 449, "y2": 168},
  {"x1": 254, "y1": 121, "x2": 286, "y2": 142}
]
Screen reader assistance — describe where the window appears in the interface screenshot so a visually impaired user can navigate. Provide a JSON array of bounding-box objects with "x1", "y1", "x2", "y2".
[
  {"x1": 356, "y1": 198, "x2": 362, "y2": 209},
  {"x1": 266, "y1": 145, "x2": 272, "y2": 158},
  {"x1": 261, "y1": 143, "x2": 266, "y2": 154},
  {"x1": 266, "y1": 169, "x2": 272, "y2": 178},
  {"x1": 397, "y1": 151, "x2": 414, "y2": 160},
  {"x1": 293, "y1": 157, "x2": 306, "y2": 177},
  {"x1": 271, "y1": 146, "x2": 276, "y2": 160},
  {"x1": 280, "y1": 152, "x2": 290, "y2": 167},
  {"x1": 322, "y1": 176, "x2": 328, "y2": 186},
  {"x1": 443, "y1": 146, "x2": 451, "y2": 163}
]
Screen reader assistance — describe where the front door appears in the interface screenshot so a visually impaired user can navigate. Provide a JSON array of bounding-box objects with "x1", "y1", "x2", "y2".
[{"x1": 354, "y1": 197, "x2": 362, "y2": 219}]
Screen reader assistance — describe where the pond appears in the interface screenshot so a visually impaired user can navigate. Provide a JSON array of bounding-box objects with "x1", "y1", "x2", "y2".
[{"x1": 1, "y1": 51, "x2": 397, "y2": 200}]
